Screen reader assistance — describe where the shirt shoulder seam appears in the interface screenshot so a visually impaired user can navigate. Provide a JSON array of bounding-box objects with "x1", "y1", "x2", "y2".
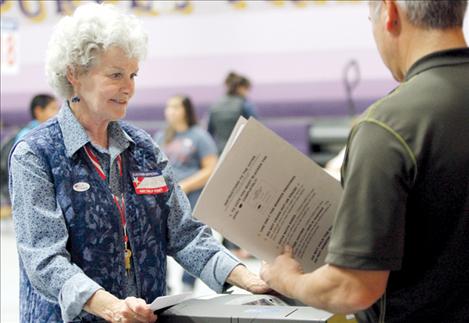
[{"x1": 355, "y1": 118, "x2": 418, "y2": 184}]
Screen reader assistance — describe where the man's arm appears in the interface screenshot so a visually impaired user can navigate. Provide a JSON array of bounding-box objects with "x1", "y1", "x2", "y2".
[
  {"x1": 261, "y1": 246, "x2": 389, "y2": 314},
  {"x1": 262, "y1": 116, "x2": 416, "y2": 314}
]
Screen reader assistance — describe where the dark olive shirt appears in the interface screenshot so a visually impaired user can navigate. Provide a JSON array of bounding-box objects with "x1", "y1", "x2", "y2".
[{"x1": 326, "y1": 48, "x2": 469, "y2": 323}]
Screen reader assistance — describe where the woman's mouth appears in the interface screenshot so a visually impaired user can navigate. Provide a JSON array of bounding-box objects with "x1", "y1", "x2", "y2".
[{"x1": 110, "y1": 99, "x2": 127, "y2": 105}]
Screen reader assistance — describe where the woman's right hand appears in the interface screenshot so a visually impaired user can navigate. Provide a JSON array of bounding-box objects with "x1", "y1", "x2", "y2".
[{"x1": 85, "y1": 290, "x2": 157, "y2": 322}]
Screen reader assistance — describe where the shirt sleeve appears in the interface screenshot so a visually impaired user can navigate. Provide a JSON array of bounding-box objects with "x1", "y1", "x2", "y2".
[
  {"x1": 153, "y1": 130, "x2": 164, "y2": 146},
  {"x1": 241, "y1": 100, "x2": 258, "y2": 118},
  {"x1": 325, "y1": 121, "x2": 415, "y2": 270},
  {"x1": 155, "y1": 147, "x2": 240, "y2": 292},
  {"x1": 9, "y1": 141, "x2": 103, "y2": 321},
  {"x1": 207, "y1": 113, "x2": 214, "y2": 136}
]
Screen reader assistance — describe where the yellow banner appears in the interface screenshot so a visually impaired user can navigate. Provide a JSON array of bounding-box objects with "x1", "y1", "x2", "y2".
[{"x1": 0, "y1": 0, "x2": 362, "y2": 23}]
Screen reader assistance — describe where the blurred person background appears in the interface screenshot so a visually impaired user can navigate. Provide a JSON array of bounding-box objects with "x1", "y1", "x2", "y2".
[
  {"x1": 0, "y1": 93, "x2": 58, "y2": 219},
  {"x1": 207, "y1": 71, "x2": 258, "y2": 259},
  {"x1": 155, "y1": 95, "x2": 218, "y2": 210},
  {"x1": 208, "y1": 71, "x2": 257, "y2": 154},
  {"x1": 154, "y1": 95, "x2": 218, "y2": 292},
  {"x1": 15, "y1": 93, "x2": 59, "y2": 142}
]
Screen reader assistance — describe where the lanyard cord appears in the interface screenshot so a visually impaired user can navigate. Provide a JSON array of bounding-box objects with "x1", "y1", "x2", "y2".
[{"x1": 83, "y1": 145, "x2": 130, "y2": 251}]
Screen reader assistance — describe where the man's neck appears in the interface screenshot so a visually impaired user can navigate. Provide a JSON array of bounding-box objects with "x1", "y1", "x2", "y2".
[{"x1": 400, "y1": 28, "x2": 467, "y2": 80}]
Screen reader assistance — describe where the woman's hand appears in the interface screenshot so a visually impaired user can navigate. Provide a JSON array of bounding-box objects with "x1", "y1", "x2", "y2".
[
  {"x1": 226, "y1": 264, "x2": 271, "y2": 294},
  {"x1": 107, "y1": 297, "x2": 157, "y2": 323},
  {"x1": 260, "y1": 246, "x2": 304, "y2": 298},
  {"x1": 85, "y1": 290, "x2": 157, "y2": 323}
]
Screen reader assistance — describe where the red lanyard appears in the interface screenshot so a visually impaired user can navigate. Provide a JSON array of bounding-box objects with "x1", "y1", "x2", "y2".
[{"x1": 83, "y1": 145, "x2": 129, "y2": 250}]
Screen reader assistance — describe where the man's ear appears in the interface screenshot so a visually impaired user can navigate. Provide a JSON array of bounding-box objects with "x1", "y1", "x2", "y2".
[{"x1": 383, "y1": 0, "x2": 401, "y2": 33}]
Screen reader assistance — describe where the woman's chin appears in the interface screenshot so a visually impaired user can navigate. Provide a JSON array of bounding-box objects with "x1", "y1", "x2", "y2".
[
  {"x1": 107, "y1": 102, "x2": 128, "y2": 120},
  {"x1": 114, "y1": 110, "x2": 127, "y2": 121}
]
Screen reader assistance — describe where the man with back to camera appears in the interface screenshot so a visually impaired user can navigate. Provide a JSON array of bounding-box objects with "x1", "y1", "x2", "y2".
[{"x1": 261, "y1": 1, "x2": 469, "y2": 322}]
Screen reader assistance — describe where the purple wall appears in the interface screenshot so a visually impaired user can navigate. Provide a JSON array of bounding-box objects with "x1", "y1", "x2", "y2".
[{"x1": 1, "y1": 78, "x2": 395, "y2": 127}]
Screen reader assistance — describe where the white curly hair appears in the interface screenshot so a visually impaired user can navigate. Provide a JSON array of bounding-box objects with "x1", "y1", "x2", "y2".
[{"x1": 45, "y1": 3, "x2": 148, "y2": 99}]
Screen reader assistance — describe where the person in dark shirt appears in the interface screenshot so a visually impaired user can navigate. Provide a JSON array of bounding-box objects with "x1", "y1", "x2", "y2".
[
  {"x1": 208, "y1": 71, "x2": 257, "y2": 154},
  {"x1": 261, "y1": 1, "x2": 469, "y2": 322},
  {"x1": 208, "y1": 72, "x2": 258, "y2": 259}
]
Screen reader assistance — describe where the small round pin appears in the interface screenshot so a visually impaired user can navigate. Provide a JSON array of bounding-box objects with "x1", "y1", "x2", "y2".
[{"x1": 73, "y1": 182, "x2": 90, "y2": 192}]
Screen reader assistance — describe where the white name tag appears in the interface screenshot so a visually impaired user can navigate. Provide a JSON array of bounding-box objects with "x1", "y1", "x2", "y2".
[{"x1": 132, "y1": 171, "x2": 168, "y2": 195}]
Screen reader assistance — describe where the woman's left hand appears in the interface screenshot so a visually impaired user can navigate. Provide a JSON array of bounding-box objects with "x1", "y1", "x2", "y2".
[{"x1": 226, "y1": 265, "x2": 271, "y2": 294}]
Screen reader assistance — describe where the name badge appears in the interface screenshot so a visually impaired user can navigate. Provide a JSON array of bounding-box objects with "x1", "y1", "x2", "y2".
[
  {"x1": 73, "y1": 182, "x2": 90, "y2": 192},
  {"x1": 132, "y1": 171, "x2": 168, "y2": 195}
]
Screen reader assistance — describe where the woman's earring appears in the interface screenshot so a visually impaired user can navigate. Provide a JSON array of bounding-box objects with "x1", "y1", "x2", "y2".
[{"x1": 71, "y1": 96, "x2": 80, "y2": 103}]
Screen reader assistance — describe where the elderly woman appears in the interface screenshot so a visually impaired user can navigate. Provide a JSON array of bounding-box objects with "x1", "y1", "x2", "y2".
[{"x1": 9, "y1": 4, "x2": 268, "y2": 323}]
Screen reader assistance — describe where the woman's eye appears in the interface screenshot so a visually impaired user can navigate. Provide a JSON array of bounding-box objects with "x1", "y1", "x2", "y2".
[
  {"x1": 131, "y1": 73, "x2": 138, "y2": 79},
  {"x1": 110, "y1": 73, "x2": 122, "y2": 79}
]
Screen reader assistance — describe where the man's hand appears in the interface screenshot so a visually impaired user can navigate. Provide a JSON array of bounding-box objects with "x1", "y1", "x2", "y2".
[
  {"x1": 260, "y1": 246, "x2": 303, "y2": 298},
  {"x1": 261, "y1": 246, "x2": 390, "y2": 313},
  {"x1": 226, "y1": 264, "x2": 271, "y2": 294}
]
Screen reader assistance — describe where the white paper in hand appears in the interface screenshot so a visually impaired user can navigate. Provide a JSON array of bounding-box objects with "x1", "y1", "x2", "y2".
[
  {"x1": 150, "y1": 292, "x2": 193, "y2": 311},
  {"x1": 194, "y1": 117, "x2": 342, "y2": 273}
]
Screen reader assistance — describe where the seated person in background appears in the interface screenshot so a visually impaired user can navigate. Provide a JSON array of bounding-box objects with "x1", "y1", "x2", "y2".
[
  {"x1": 0, "y1": 94, "x2": 58, "y2": 217},
  {"x1": 15, "y1": 93, "x2": 59, "y2": 142},
  {"x1": 154, "y1": 95, "x2": 219, "y2": 291},
  {"x1": 9, "y1": 4, "x2": 268, "y2": 322}
]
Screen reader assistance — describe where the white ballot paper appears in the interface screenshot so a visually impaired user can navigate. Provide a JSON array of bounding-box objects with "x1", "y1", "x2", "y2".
[
  {"x1": 193, "y1": 117, "x2": 342, "y2": 272},
  {"x1": 150, "y1": 292, "x2": 193, "y2": 311}
]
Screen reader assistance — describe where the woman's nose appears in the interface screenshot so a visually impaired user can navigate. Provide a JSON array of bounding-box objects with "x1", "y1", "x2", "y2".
[{"x1": 121, "y1": 77, "x2": 134, "y2": 94}]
